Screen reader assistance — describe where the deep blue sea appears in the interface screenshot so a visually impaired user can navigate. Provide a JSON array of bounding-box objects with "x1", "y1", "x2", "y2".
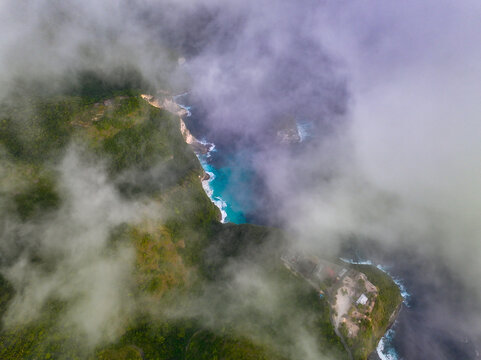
[{"x1": 174, "y1": 94, "x2": 479, "y2": 360}]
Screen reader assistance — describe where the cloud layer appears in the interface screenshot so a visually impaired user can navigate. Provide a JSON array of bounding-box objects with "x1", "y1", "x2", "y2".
[
  {"x1": 1, "y1": 147, "x2": 145, "y2": 346},
  {"x1": 0, "y1": 0, "x2": 480, "y2": 358}
]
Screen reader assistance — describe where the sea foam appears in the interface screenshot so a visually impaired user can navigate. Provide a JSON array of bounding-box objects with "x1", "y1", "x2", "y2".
[
  {"x1": 376, "y1": 328, "x2": 400, "y2": 360},
  {"x1": 296, "y1": 121, "x2": 313, "y2": 142},
  {"x1": 173, "y1": 94, "x2": 228, "y2": 223},
  {"x1": 198, "y1": 155, "x2": 228, "y2": 223}
]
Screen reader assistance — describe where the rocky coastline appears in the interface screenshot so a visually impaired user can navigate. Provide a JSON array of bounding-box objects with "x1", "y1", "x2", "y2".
[
  {"x1": 140, "y1": 93, "x2": 212, "y2": 155},
  {"x1": 141, "y1": 92, "x2": 224, "y2": 222},
  {"x1": 141, "y1": 93, "x2": 212, "y2": 158}
]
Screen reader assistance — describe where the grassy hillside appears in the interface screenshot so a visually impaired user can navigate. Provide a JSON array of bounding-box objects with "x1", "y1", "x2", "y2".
[
  {"x1": 0, "y1": 76, "x2": 223, "y2": 359},
  {"x1": 0, "y1": 76, "x2": 397, "y2": 359},
  {"x1": 344, "y1": 265, "x2": 403, "y2": 360}
]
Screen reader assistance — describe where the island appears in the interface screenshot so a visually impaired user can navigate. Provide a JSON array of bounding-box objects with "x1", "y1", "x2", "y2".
[{"x1": 0, "y1": 70, "x2": 402, "y2": 360}]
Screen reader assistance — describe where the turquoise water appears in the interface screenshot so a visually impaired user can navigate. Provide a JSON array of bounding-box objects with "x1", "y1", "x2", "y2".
[
  {"x1": 174, "y1": 93, "x2": 315, "y2": 225},
  {"x1": 176, "y1": 95, "x2": 478, "y2": 359},
  {"x1": 197, "y1": 151, "x2": 247, "y2": 224},
  {"x1": 174, "y1": 93, "x2": 248, "y2": 224}
]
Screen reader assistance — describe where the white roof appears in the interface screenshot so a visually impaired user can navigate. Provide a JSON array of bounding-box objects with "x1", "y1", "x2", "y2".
[{"x1": 357, "y1": 294, "x2": 368, "y2": 305}]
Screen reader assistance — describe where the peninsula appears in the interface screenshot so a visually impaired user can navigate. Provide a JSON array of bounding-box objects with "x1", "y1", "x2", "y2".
[{"x1": 0, "y1": 73, "x2": 402, "y2": 360}]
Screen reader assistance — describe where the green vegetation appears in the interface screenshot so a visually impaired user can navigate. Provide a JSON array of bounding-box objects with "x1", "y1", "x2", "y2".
[
  {"x1": 0, "y1": 97, "x2": 78, "y2": 162},
  {"x1": 0, "y1": 297, "x2": 86, "y2": 360},
  {"x1": 66, "y1": 69, "x2": 149, "y2": 104},
  {"x1": 14, "y1": 176, "x2": 60, "y2": 221},
  {"x1": 0, "y1": 86, "x2": 223, "y2": 359},
  {"x1": 0, "y1": 79, "x2": 400, "y2": 360},
  {"x1": 184, "y1": 330, "x2": 275, "y2": 360},
  {"x1": 277, "y1": 268, "x2": 349, "y2": 359},
  {"x1": 96, "y1": 321, "x2": 277, "y2": 360},
  {"x1": 0, "y1": 275, "x2": 13, "y2": 324},
  {"x1": 352, "y1": 265, "x2": 402, "y2": 331},
  {"x1": 346, "y1": 265, "x2": 402, "y2": 360}
]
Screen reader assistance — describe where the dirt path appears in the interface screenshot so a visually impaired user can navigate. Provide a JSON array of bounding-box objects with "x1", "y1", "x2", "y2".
[
  {"x1": 328, "y1": 303, "x2": 353, "y2": 360},
  {"x1": 334, "y1": 288, "x2": 351, "y2": 328}
]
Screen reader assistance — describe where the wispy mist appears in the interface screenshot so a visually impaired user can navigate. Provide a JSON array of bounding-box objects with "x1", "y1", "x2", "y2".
[
  {"x1": 0, "y1": 0, "x2": 480, "y2": 358},
  {"x1": 1, "y1": 146, "x2": 156, "y2": 346}
]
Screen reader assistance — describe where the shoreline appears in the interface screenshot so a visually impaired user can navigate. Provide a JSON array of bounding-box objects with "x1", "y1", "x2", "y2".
[
  {"x1": 341, "y1": 258, "x2": 408, "y2": 360},
  {"x1": 141, "y1": 92, "x2": 228, "y2": 223},
  {"x1": 197, "y1": 151, "x2": 228, "y2": 223},
  {"x1": 142, "y1": 92, "x2": 404, "y2": 359},
  {"x1": 375, "y1": 303, "x2": 403, "y2": 360},
  {"x1": 171, "y1": 93, "x2": 229, "y2": 223},
  {"x1": 340, "y1": 258, "x2": 410, "y2": 306}
]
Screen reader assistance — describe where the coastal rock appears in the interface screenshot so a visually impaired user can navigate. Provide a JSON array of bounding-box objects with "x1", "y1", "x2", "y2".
[
  {"x1": 275, "y1": 116, "x2": 302, "y2": 144},
  {"x1": 141, "y1": 94, "x2": 188, "y2": 118},
  {"x1": 179, "y1": 118, "x2": 198, "y2": 146},
  {"x1": 141, "y1": 93, "x2": 210, "y2": 154},
  {"x1": 277, "y1": 128, "x2": 301, "y2": 144},
  {"x1": 179, "y1": 117, "x2": 213, "y2": 154}
]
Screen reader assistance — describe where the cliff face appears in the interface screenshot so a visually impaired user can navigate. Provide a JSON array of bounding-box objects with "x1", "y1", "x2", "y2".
[
  {"x1": 0, "y1": 89, "x2": 224, "y2": 360},
  {"x1": 141, "y1": 93, "x2": 211, "y2": 154},
  {"x1": 0, "y1": 82, "x2": 390, "y2": 360},
  {"x1": 179, "y1": 116, "x2": 196, "y2": 145},
  {"x1": 281, "y1": 253, "x2": 403, "y2": 360}
]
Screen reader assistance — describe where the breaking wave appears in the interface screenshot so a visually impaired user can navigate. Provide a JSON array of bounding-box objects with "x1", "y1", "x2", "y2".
[{"x1": 199, "y1": 158, "x2": 228, "y2": 223}]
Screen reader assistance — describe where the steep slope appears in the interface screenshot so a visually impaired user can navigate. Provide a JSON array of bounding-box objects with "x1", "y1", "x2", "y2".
[{"x1": 0, "y1": 75, "x2": 399, "y2": 360}]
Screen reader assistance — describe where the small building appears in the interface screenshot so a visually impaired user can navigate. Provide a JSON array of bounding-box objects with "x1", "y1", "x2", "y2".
[
  {"x1": 338, "y1": 268, "x2": 348, "y2": 278},
  {"x1": 356, "y1": 293, "x2": 368, "y2": 306}
]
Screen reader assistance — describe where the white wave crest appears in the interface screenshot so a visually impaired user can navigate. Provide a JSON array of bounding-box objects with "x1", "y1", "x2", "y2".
[
  {"x1": 376, "y1": 328, "x2": 400, "y2": 360},
  {"x1": 173, "y1": 94, "x2": 229, "y2": 223}
]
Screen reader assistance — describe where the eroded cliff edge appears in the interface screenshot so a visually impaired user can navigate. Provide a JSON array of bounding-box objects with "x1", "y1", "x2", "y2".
[{"x1": 0, "y1": 80, "x2": 400, "y2": 360}]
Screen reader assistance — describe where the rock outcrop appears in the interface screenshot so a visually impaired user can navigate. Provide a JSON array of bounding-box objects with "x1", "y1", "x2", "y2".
[{"x1": 141, "y1": 93, "x2": 211, "y2": 154}]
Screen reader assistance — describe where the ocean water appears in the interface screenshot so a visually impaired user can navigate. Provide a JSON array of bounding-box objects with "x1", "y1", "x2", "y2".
[
  {"x1": 340, "y1": 252, "x2": 479, "y2": 360},
  {"x1": 174, "y1": 94, "x2": 246, "y2": 224},
  {"x1": 376, "y1": 329, "x2": 399, "y2": 360},
  {"x1": 177, "y1": 92, "x2": 405, "y2": 358},
  {"x1": 176, "y1": 94, "x2": 404, "y2": 358},
  {"x1": 173, "y1": 94, "x2": 479, "y2": 359},
  {"x1": 197, "y1": 148, "x2": 246, "y2": 224}
]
